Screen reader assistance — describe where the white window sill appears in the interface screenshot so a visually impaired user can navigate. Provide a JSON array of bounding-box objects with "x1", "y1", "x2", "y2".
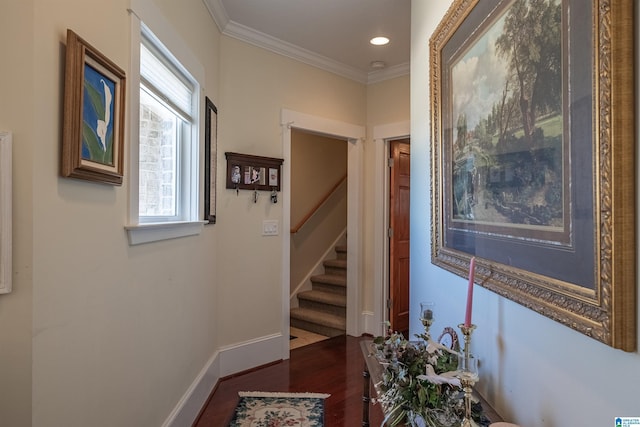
[{"x1": 125, "y1": 220, "x2": 207, "y2": 245}]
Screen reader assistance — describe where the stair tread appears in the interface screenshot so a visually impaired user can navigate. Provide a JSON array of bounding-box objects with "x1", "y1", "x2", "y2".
[
  {"x1": 291, "y1": 246, "x2": 348, "y2": 337},
  {"x1": 298, "y1": 290, "x2": 346, "y2": 307},
  {"x1": 290, "y1": 307, "x2": 346, "y2": 329},
  {"x1": 310, "y1": 274, "x2": 346, "y2": 286},
  {"x1": 324, "y1": 259, "x2": 347, "y2": 268}
]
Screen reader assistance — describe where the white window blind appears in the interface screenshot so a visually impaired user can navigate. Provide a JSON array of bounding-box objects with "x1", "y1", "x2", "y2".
[
  {"x1": 137, "y1": 28, "x2": 198, "y2": 222},
  {"x1": 140, "y1": 38, "x2": 194, "y2": 122},
  {"x1": 126, "y1": 2, "x2": 206, "y2": 245}
]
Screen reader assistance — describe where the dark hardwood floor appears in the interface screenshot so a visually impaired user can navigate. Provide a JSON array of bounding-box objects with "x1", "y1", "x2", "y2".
[{"x1": 193, "y1": 335, "x2": 385, "y2": 426}]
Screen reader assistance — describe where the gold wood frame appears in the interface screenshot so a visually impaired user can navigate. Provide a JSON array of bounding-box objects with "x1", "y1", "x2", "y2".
[
  {"x1": 62, "y1": 29, "x2": 126, "y2": 185},
  {"x1": 430, "y1": 0, "x2": 635, "y2": 350}
]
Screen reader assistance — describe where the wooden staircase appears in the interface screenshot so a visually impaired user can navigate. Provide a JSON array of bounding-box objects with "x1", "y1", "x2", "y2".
[{"x1": 290, "y1": 245, "x2": 346, "y2": 337}]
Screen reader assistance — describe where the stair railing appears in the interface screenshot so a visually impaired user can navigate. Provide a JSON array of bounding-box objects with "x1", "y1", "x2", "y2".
[{"x1": 290, "y1": 174, "x2": 347, "y2": 234}]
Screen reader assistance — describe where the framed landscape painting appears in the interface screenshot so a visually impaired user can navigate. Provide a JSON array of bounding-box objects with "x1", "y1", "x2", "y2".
[{"x1": 430, "y1": 0, "x2": 635, "y2": 350}]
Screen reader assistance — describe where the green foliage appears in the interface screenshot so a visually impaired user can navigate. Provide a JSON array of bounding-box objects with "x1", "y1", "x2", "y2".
[
  {"x1": 82, "y1": 80, "x2": 113, "y2": 165},
  {"x1": 85, "y1": 80, "x2": 106, "y2": 120},
  {"x1": 495, "y1": 0, "x2": 562, "y2": 142},
  {"x1": 372, "y1": 332, "x2": 467, "y2": 427},
  {"x1": 82, "y1": 122, "x2": 107, "y2": 163}
]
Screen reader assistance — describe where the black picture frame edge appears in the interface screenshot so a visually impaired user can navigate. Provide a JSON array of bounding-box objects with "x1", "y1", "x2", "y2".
[{"x1": 204, "y1": 96, "x2": 218, "y2": 224}]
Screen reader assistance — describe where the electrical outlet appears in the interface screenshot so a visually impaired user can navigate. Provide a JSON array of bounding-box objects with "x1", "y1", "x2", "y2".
[{"x1": 262, "y1": 220, "x2": 279, "y2": 236}]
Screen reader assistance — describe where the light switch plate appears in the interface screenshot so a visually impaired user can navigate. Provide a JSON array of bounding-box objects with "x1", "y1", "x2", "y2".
[{"x1": 262, "y1": 220, "x2": 279, "y2": 236}]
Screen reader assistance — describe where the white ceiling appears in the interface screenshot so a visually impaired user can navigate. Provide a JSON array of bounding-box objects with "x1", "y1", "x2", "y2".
[{"x1": 203, "y1": 0, "x2": 411, "y2": 84}]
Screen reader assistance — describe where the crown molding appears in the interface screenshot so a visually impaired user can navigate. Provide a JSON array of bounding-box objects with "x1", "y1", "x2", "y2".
[
  {"x1": 223, "y1": 20, "x2": 368, "y2": 83},
  {"x1": 202, "y1": 0, "x2": 229, "y2": 33},
  {"x1": 367, "y1": 62, "x2": 410, "y2": 84},
  {"x1": 203, "y1": 0, "x2": 408, "y2": 84}
]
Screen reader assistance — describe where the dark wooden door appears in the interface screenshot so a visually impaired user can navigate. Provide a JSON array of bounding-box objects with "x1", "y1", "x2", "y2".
[{"x1": 389, "y1": 139, "x2": 410, "y2": 336}]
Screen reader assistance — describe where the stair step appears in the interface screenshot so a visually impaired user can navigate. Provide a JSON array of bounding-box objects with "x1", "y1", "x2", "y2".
[
  {"x1": 290, "y1": 307, "x2": 346, "y2": 337},
  {"x1": 291, "y1": 245, "x2": 348, "y2": 338},
  {"x1": 310, "y1": 274, "x2": 346, "y2": 295},
  {"x1": 323, "y1": 259, "x2": 347, "y2": 276},
  {"x1": 298, "y1": 290, "x2": 346, "y2": 307},
  {"x1": 298, "y1": 290, "x2": 346, "y2": 317}
]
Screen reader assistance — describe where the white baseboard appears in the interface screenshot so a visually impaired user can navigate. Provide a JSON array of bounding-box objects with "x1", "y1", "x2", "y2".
[
  {"x1": 361, "y1": 310, "x2": 376, "y2": 336},
  {"x1": 218, "y1": 333, "x2": 284, "y2": 377},
  {"x1": 163, "y1": 350, "x2": 221, "y2": 427},
  {"x1": 163, "y1": 333, "x2": 284, "y2": 426}
]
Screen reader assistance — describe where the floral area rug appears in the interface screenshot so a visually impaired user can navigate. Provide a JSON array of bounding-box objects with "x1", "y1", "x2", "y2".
[{"x1": 228, "y1": 391, "x2": 330, "y2": 426}]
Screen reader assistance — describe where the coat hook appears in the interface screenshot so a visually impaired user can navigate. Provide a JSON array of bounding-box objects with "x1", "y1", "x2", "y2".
[{"x1": 231, "y1": 165, "x2": 241, "y2": 196}]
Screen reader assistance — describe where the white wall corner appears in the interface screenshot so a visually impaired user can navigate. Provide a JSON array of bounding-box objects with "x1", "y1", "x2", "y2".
[
  {"x1": 163, "y1": 332, "x2": 284, "y2": 426},
  {"x1": 361, "y1": 310, "x2": 376, "y2": 336},
  {"x1": 163, "y1": 350, "x2": 221, "y2": 427},
  {"x1": 201, "y1": 0, "x2": 230, "y2": 33},
  {"x1": 218, "y1": 333, "x2": 284, "y2": 377},
  {"x1": 346, "y1": 137, "x2": 364, "y2": 336},
  {"x1": 0, "y1": 131, "x2": 12, "y2": 295}
]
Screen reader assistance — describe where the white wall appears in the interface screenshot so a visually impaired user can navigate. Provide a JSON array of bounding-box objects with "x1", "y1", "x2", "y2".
[
  {"x1": 1, "y1": 0, "x2": 221, "y2": 425},
  {"x1": 216, "y1": 36, "x2": 367, "y2": 345},
  {"x1": 0, "y1": 0, "x2": 411, "y2": 424},
  {"x1": 410, "y1": 2, "x2": 640, "y2": 426},
  {"x1": 0, "y1": 1, "x2": 35, "y2": 425},
  {"x1": 33, "y1": 0, "x2": 221, "y2": 425},
  {"x1": 363, "y1": 75, "x2": 410, "y2": 330}
]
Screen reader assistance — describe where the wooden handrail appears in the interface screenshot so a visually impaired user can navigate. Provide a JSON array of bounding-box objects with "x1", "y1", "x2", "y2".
[{"x1": 290, "y1": 174, "x2": 347, "y2": 234}]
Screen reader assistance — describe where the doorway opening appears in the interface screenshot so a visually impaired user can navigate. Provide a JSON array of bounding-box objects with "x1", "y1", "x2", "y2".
[
  {"x1": 371, "y1": 121, "x2": 410, "y2": 338},
  {"x1": 289, "y1": 129, "x2": 348, "y2": 349},
  {"x1": 280, "y1": 109, "x2": 365, "y2": 359},
  {"x1": 388, "y1": 138, "x2": 410, "y2": 338}
]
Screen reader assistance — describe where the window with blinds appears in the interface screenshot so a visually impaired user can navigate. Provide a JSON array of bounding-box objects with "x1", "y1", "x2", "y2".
[{"x1": 138, "y1": 29, "x2": 197, "y2": 221}]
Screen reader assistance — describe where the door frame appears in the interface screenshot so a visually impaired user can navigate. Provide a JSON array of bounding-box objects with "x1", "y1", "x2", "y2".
[
  {"x1": 280, "y1": 109, "x2": 365, "y2": 359},
  {"x1": 372, "y1": 121, "x2": 410, "y2": 337}
]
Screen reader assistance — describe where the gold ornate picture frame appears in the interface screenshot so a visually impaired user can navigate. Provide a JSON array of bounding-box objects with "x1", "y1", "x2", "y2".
[{"x1": 430, "y1": 0, "x2": 635, "y2": 350}]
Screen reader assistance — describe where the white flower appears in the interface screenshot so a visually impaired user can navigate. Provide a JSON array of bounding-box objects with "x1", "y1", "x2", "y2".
[
  {"x1": 417, "y1": 364, "x2": 461, "y2": 387},
  {"x1": 96, "y1": 79, "x2": 113, "y2": 152}
]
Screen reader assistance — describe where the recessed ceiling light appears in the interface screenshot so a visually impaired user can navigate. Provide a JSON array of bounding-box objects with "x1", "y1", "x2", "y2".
[{"x1": 370, "y1": 36, "x2": 390, "y2": 46}]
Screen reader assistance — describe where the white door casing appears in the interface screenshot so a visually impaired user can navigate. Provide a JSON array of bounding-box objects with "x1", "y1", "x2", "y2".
[
  {"x1": 281, "y1": 109, "x2": 364, "y2": 359},
  {"x1": 371, "y1": 121, "x2": 410, "y2": 337}
]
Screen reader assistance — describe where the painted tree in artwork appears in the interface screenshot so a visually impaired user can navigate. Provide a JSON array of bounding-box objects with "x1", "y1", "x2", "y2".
[
  {"x1": 450, "y1": 0, "x2": 565, "y2": 226},
  {"x1": 495, "y1": 0, "x2": 562, "y2": 145}
]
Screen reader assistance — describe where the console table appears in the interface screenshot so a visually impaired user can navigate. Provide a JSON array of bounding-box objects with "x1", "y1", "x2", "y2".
[{"x1": 360, "y1": 339, "x2": 502, "y2": 426}]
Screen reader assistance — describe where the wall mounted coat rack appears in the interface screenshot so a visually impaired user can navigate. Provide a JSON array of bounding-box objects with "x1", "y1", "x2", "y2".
[{"x1": 225, "y1": 152, "x2": 284, "y2": 194}]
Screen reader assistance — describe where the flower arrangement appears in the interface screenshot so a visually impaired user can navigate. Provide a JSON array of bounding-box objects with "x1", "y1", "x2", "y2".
[{"x1": 371, "y1": 330, "x2": 488, "y2": 427}]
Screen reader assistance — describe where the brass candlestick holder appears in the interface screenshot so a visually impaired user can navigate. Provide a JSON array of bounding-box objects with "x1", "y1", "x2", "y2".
[
  {"x1": 417, "y1": 301, "x2": 435, "y2": 341},
  {"x1": 457, "y1": 323, "x2": 479, "y2": 427}
]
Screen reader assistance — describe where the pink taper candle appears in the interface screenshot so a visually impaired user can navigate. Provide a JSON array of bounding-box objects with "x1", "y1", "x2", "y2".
[{"x1": 464, "y1": 257, "x2": 476, "y2": 327}]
